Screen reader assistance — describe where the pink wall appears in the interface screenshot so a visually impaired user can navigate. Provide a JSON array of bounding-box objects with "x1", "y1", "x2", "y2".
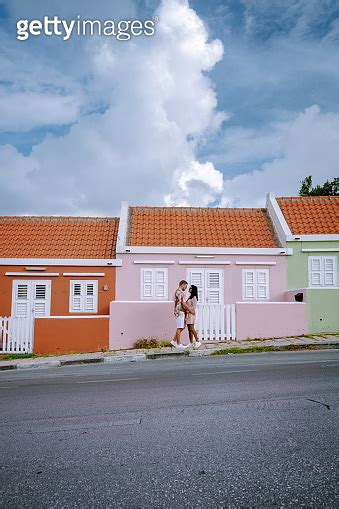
[
  {"x1": 115, "y1": 253, "x2": 287, "y2": 303},
  {"x1": 110, "y1": 301, "x2": 176, "y2": 349},
  {"x1": 236, "y1": 302, "x2": 307, "y2": 340},
  {"x1": 109, "y1": 252, "x2": 298, "y2": 349}
]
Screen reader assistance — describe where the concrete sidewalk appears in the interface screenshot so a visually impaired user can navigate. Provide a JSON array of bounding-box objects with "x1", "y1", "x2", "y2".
[{"x1": 0, "y1": 335, "x2": 338, "y2": 371}]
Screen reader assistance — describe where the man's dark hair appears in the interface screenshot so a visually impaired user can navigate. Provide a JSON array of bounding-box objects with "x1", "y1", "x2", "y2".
[{"x1": 179, "y1": 280, "x2": 188, "y2": 286}]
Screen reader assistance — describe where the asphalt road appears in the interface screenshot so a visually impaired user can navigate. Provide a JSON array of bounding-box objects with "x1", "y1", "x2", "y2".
[{"x1": 0, "y1": 350, "x2": 338, "y2": 508}]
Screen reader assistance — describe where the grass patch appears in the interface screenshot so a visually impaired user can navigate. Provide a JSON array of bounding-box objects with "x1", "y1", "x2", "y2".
[
  {"x1": 211, "y1": 344, "x2": 333, "y2": 356},
  {"x1": 133, "y1": 338, "x2": 172, "y2": 349},
  {"x1": 0, "y1": 353, "x2": 38, "y2": 361}
]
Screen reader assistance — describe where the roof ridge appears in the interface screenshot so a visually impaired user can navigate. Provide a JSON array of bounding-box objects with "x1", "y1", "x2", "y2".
[
  {"x1": 130, "y1": 206, "x2": 266, "y2": 213},
  {"x1": 277, "y1": 196, "x2": 338, "y2": 200},
  {"x1": 0, "y1": 216, "x2": 119, "y2": 222}
]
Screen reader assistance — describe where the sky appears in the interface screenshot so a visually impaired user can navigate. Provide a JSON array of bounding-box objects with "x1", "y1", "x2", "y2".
[{"x1": 0, "y1": 0, "x2": 338, "y2": 215}]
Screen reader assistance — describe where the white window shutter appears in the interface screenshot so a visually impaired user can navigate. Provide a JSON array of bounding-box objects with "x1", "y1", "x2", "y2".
[
  {"x1": 256, "y1": 270, "x2": 269, "y2": 300},
  {"x1": 14, "y1": 282, "x2": 30, "y2": 317},
  {"x1": 187, "y1": 269, "x2": 205, "y2": 303},
  {"x1": 309, "y1": 257, "x2": 322, "y2": 286},
  {"x1": 84, "y1": 282, "x2": 97, "y2": 312},
  {"x1": 155, "y1": 269, "x2": 167, "y2": 299},
  {"x1": 70, "y1": 280, "x2": 98, "y2": 312},
  {"x1": 12, "y1": 280, "x2": 51, "y2": 318},
  {"x1": 32, "y1": 282, "x2": 50, "y2": 317},
  {"x1": 243, "y1": 270, "x2": 255, "y2": 300},
  {"x1": 206, "y1": 270, "x2": 223, "y2": 304},
  {"x1": 71, "y1": 282, "x2": 82, "y2": 311},
  {"x1": 142, "y1": 269, "x2": 154, "y2": 298},
  {"x1": 141, "y1": 269, "x2": 168, "y2": 299},
  {"x1": 323, "y1": 257, "x2": 336, "y2": 286}
]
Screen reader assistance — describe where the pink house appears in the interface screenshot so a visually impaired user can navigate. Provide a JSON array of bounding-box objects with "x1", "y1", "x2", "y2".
[{"x1": 110, "y1": 203, "x2": 307, "y2": 349}]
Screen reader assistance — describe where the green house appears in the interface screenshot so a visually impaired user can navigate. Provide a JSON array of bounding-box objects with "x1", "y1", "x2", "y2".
[{"x1": 267, "y1": 194, "x2": 339, "y2": 334}]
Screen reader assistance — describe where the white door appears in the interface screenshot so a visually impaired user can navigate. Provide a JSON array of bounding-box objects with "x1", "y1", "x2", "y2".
[
  {"x1": 12, "y1": 280, "x2": 51, "y2": 318},
  {"x1": 187, "y1": 269, "x2": 224, "y2": 305}
]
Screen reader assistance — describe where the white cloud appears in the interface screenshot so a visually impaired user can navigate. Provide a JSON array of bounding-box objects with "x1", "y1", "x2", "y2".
[
  {"x1": 0, "y1": 0, "x2": 225, "y2": 214},
  {"x1": 165, "y1": 160, "x2": 224, "y2": 206},
  {"x1": 220, "y1": 105, "x2": 339, "y2": 207},
  {"x1": 0, "y1": 91, "x2": 81, "y2": 131}
]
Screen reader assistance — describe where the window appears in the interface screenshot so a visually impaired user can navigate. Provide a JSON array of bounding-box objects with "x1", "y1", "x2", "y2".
[
  {"x1": 187, "y1": 269, "x2": 224, "y2": 305},
  {"x1": 141, "y1": 269, "x2": 168, "y2": 299},
  {"x1": 12, "y1": 280, "x2": 51, "y2": 317},
  {"x1": 308, "y1": 256, "x2": 337, "y2": 287},
  {"x1": 70, "y1": 280, "x2": 98, "y2": 313},
  {"x1": 242, "y1": 269, "x2": 269, "y2": 300}
]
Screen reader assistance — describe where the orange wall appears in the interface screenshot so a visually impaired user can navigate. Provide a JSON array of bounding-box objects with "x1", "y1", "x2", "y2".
[
  {"x1": 0, "y1": 265, "x2": 116, "y2": 317},
  {"x1": 34, "y1": 317, "x2": 109, "y2": 354}
]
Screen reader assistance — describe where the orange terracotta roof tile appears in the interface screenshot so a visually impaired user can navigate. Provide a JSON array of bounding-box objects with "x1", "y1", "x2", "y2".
[
  {"x1": 0, "y1": 216, "x2": 119, "y2": 259},
  {"x1": 127, "y1": 207, "x2": 279, "y2": 248},
  {"x1": 276, "y1": 196, "x2": 339, "y2": 235}
]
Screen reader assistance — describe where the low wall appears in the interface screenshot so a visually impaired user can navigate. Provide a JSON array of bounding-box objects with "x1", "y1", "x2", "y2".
[
  {"x1": 34, "y1": 316, "x2": 109, "y2": 355},
  {"x1": 236, "y1": 302, "x2": 307, "y2": 340},
  {"x1": 110, "y1": 301, "x2": 308, "y2": 350},
  {"x1": 110, "y1": 301, "x2": 178, "y2": 350},
  {"x1": 307, "y1": 289, "x2": 339, "y2": 333}
]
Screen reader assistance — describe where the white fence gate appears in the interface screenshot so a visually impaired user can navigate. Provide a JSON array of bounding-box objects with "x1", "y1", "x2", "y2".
[
  {"x1": 196, "y1": 304, "x2": 236, "y2": 341},
  {"x1": 0, "y1": 316, "x2": 34, "y2": 354}
]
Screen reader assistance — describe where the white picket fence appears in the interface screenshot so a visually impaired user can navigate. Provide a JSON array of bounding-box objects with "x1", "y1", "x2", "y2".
[
  {"x1": 196, "y1": 304, "x2": 236, "y2": 341},
  {"x1": 0, "y1": 316, "x2": 34, "y2": 354}
]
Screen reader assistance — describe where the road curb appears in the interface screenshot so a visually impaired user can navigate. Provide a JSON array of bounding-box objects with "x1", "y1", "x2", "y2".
[
  {"x1": 0, "y1": 341, "x2": 338, "y2": 371},
  {"x1": 189, "y1": 348, "x2": 222, "y2": 356},
  {"x1": 60, "y1": 358, "x2": 103, "y2": 367},
  {"x1": 16, "y1": 361, "x2": 61, "y2": 370},
  {"x1": 0, "y1": 364, "x2": 17, "y2": 371},
  {"x1": 104, "y1": 354, "x2": 147, "y2": 363},
  {"x1": 146, "y1": 351, "x2": 188, "y2": 360}
]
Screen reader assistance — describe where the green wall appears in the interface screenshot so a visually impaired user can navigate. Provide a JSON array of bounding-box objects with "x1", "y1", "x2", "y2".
[
  {"x1": 286, "y1": 240, "x2": 339, "y2": 333},
  {"x1": 307, "y1": 289, "x2": 339, "y2": 333}
]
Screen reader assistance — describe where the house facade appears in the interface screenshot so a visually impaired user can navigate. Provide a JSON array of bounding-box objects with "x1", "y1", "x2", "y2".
[
  {"x1": 0, "y1": 216, "x2": 120, "y2": 354},
  {"x1": 267, "y1": 194, "x2": 339, "y2": 333},
  {"x1": 3, "y1": 195, "x2": 335, "y2": 355},
  {"x1": 110, "y1": 203, "x2": 307, "y2": 349}
]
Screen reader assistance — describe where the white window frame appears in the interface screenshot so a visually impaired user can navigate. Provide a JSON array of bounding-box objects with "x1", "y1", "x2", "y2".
[
  {"x1": 11, "y1": 280, "x2": 51, "y2": 318},
  {"x1": 242, "y1": 269, "x2": 270, "y2": 301},
  {"x1": 69, "y1": 280, "x2": 98, "y2": 313},
  {"x1": 140, "y1": 268, "x2": 168, "y2": 300},
  {"x1": 308, "y1": 256, "x2": 337, "y2": 287},
  {"x1": 186, "y1": 268, "x2": 224, "y2": 305}
]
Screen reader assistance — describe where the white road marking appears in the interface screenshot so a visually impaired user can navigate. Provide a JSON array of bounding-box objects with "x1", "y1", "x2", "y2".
[
  {"x1": 0, "y1": 386, "x2": 19, "y2": 389},
  {"x1": 191, "y1": 369, "x2": 257, "y2": 376},
  {"x1": 76, "y1": 377, "x2": 142, "y2": 384}
]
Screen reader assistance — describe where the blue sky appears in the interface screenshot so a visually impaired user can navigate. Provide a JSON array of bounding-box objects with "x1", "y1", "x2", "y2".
[{"x1": 0, "y1": 0, "x2": 338, "y2": 214}]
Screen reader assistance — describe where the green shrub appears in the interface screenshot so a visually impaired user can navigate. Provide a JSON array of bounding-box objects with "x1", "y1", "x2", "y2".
[
  {"x1": 158, "y1": 341, "x2": 172, "y2": 347},
  {"x1": 133, "y1": 337, "x2": 160, "y2": 349}
]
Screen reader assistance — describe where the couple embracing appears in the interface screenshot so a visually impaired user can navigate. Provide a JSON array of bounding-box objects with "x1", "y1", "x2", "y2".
[{"x1": 170, "y1": 280, "x2": 202, "y2": 350}]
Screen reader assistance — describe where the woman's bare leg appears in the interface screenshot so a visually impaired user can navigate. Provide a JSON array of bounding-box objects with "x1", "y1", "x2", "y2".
[
  {"x1": 188, "y1": 325, "x2": 199, "y2": 342},
  {"x1": 188, "y1": 325, "x2": 198, "y2": 343}
]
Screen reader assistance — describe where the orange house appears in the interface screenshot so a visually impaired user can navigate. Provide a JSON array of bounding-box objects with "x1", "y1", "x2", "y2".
[{"x1": 0, "y1": 216, "x2": 121, "y2": 354}]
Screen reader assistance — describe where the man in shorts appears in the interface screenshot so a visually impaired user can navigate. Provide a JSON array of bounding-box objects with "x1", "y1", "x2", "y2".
[{"x1": 171, "y1": 280, "x2": 191, "y2": 349}]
